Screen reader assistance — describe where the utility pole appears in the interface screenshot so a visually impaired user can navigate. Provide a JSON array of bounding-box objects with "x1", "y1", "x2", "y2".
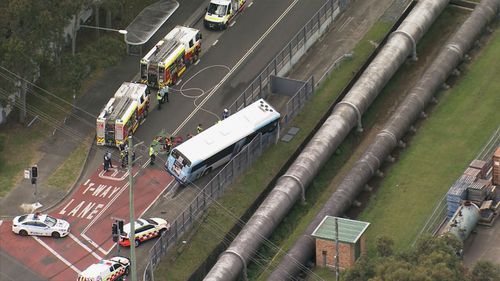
[
  {"x1": 335, "y1": 217, "x2": 340, "y2": 281},
  {"x1": 128, "y1": 136, "x2": 136, "y2": 281}
]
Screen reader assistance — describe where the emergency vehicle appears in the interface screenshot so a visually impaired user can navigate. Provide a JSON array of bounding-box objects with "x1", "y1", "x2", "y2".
[
  {"x1": 118, "y1": 218, "x2": 170, "y2": 247},
  {"x1": 204, "y1": 0, "x2": 245, "y2": 30},
  {"x1": 78, "y1": 256, "x2": 130, "y2": 281},
  {"x1": 140, "y1": 26, "x2": 202, "y2": 89},
  {"x1": 96, "y1": 82, "x2": 149, "y2": 147}
]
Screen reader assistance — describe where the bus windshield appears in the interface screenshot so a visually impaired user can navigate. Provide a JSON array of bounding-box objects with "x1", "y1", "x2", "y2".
[
  {"x1": 207, "y1": 3, "x2": 227, "y2": 16},
  {"x1": 171, "y1": 149, "x2": 191, "y2": 167}
]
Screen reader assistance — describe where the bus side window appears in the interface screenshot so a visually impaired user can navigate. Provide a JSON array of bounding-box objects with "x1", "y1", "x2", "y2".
[
  {"x1": 189, "y1": 39, "x2": 194, "y2": 48},
  {"x1": 191, "y1": 162, "x2": 204, "y2": 173}
]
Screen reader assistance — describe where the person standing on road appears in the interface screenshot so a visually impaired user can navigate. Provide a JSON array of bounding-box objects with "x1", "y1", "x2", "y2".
[
  {"x1": 106, "y1": 151, "x2": 113, "y2": 168},
  {"x1": 197, "y1": 124, "x2": 203, "y2": 134},
  {"x1": 157, "y1": 91, "x2": 163, "y2": 110},
  {"x1": 149, "y1": 145, "x2": 156, "y2": 165},
  {"x1": 159, "y1": 85, "x2": 169, "y2": 103},
  {"x1": 222, "y1": 108, "x2": 229, "y2": 120}
]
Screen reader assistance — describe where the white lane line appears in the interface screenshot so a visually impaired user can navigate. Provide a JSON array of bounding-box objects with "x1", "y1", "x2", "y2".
[
  {"x1": 248, "y1": 2, "x2": 253, "y2": 7},
  {"x1": 339, "y1": 16, "x2": 353, "y2": 32},
  {"x1": 32, "y1": 236, "x2": 82, "y2": 274},
  {"x1": 0, "y1": 220, "x2": 3, "y2": 227},
  {"x1": 80, "y1": 233, "x2": 108, "y2": 256},
  {"x1": 212, "y1": 39, "x2": 219, "y2": 46},
  {"x1": 69, "y1": 233, "x2": 102, "y2": 260},
  {"x1": 194, "y1": 59, "x2": 200, "y2": 65},
  {"x1": 172, "y1": 0, "x2": 300, "y2": 135},
  {"x1": 229, "y1": 21, "x2": 236, "y2": 27}
]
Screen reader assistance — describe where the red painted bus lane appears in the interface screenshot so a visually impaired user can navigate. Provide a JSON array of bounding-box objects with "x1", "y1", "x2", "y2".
[{"x1": 0, "y1": 166, "x2": 173, "y2": 281}]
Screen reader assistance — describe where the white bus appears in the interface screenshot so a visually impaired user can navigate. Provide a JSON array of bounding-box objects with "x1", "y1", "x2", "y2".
[{"x1": 165, "y1": 99, "x2": 280, "y2": 185}]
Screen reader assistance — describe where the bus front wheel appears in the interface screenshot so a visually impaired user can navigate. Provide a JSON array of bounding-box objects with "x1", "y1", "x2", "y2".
[{"x1": 202, "y1": 168, "x2": 212, "y2": 177}]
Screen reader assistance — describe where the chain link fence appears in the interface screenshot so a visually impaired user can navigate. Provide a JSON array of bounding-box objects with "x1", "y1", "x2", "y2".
[
  {"x1": 412, "y1": 125, "x2": 500, "y2": 246},
  {"x1": 144, "y1": 130, "x2": 278, "y2": 281}
]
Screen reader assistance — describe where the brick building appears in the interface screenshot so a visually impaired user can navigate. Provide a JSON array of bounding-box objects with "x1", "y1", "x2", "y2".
[{"x1": 312, "y1": 216, "x2": 370, "y2": 270}]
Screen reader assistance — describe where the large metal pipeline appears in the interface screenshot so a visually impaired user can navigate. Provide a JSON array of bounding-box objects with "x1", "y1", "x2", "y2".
[
  {"x1": 203, "y1": 0, "x2": 450, "y2": 280},
  {"x1": 269, "y1": 0, "x2": 499, "y2": 279}
]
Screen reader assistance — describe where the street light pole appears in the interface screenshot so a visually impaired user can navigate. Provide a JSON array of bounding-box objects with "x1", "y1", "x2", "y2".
[
  {"x1": 72, "y1": 24, "x2": 127, "y2": 55},
  {"x1": 128, "y1": 136, "x2": 136, "y2": 281}
]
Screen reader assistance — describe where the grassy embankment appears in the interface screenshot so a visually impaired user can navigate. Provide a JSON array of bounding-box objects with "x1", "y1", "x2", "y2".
[
  {"x1": 0, "y1": 0, "x2": 156, "y2": 196},
  {"x1": 154, "y1": 19, "x2": 394, "y2": 281}
]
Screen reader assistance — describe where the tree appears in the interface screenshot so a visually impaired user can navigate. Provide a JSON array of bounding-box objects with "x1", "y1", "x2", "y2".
[
  {"x1": 375, "y1": 235, "x2": 394, "y2": 257},
  {"x1": 471, "y1": 261, "x2": 500, "y2": 281}
]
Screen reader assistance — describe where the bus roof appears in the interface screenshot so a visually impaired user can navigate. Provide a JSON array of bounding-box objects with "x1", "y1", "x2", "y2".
[{"x1": 174, "y1": 99, "x2": 280, "y2": 164}]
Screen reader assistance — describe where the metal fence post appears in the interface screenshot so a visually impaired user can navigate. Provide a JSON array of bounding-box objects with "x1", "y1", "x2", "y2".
[{"x1": 259, "y1": 75, "x2": 262, "y2": 98}]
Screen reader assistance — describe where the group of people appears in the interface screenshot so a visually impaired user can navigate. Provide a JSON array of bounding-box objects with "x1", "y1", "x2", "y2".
[
  {"x1": 119, "y1": 143, "x2": 136, "y2": 168},
  {"x1": 156, "y1": 85, "x2": 169, "y2": 110}
]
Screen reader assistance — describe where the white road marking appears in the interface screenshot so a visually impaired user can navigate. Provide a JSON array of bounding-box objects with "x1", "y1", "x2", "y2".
[
  {"x1": 248, "y1": 2, "x2": 253, "y2": 7},
  {"x1": 81, "y1": 182, "x2": 129, "y2": 234},
  {"x1": 172, "y1": 0, "x2": 300, "y2": 135},
  {"x1": 80, "y1": 233, "x2": 109, "y2": 255},
  {"x1": 339, "y1": 16, "x2": 353, "y2": 32},
  {"x1": 229, "y1": 21, "x2": 236, "y2": 27},
  {"x1": 69, "y1": 233, "x2": 102, "y2": 260},
  {"x1": 99, "y1": 168, "x2": 128, "y2": 181},
  {"x1": 0, "y1": 220, "x2": 3, "y2": 227},
  {"x1": 176, "y1": 79, "x2": 182, "y2": 85},
  {"x1": 32, "y1": 236, "x2": 82, "y2": 274},
  {"x1": 212, "y1": 39, "x2": 219, "y2": 46},
  {"x1": 194, "y1": 59, "x2": 200, "y2": 65}
]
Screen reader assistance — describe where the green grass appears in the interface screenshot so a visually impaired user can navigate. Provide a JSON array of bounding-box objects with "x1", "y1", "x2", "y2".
[
  {"x1": 154, "y1": 20, "x2": 393, "y2": 281},
  {"x1": 358, "y1": 28, "x2": 500, "y2": 256},
  {"x1": 45, "y1": 137, "x2": 92, "y2": 191}
]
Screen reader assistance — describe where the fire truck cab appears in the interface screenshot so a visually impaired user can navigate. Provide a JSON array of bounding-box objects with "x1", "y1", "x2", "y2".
[
  {"x1": 96, "y1": 82, "x2": 149, "y2": 147},
  {"x1": 204, "y1": 0, "x2": 245, "y2": 30},
  {"x1": 140, "y1": 26, "x2": 202, "y2": 89}
]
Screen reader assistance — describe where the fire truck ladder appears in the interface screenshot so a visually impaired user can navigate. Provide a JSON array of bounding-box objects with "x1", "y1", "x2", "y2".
[
  {"x1": 151, "y1": 31, "x2": 186, "y2": 62},
  {"x1": 109, "y1": 96, "x2": 134, "y2": 122}
]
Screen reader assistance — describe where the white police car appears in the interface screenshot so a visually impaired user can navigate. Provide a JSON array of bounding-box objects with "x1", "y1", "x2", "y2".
[
  {"x1": 119, "y1": 218, "x2": 170, "y2": 247},
  {"x1": 78, "y1": 256, "x2": 130, "y2": 281},
  {"x1": 12, "y1": 213, "x2": 70, "y2": 238}
]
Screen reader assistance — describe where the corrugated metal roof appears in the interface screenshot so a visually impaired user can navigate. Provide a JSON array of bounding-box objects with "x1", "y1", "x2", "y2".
[{"x1": 311, "y1": 216, "x2": 370, "y2": 244}]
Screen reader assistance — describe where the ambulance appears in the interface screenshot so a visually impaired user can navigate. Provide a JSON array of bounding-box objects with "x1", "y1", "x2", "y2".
[
  {"x1": 204, "y1": 0, "x2": 245, "y2": 30},
  {"x1": 77, "y1": 256, "x2": 130, "y2": 281}
]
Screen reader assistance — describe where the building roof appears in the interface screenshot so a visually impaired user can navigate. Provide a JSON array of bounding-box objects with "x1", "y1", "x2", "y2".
[
  {"x1": 124, "y1": 0, "x2": 179, "y2": 45},
  {"x1": 311, "y1": 216, "x2": 370, "y2": 244}
]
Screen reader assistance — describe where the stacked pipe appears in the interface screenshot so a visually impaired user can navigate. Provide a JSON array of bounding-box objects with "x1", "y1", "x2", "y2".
[
  {"x1": 269, "y1": 0, "x2": 499, "y2": 279},
  {"x1": 203, "y1": 0, "x2": 450, "y2": 280}
]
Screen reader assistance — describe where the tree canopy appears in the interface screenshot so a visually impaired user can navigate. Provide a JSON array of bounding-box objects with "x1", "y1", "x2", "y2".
[{"x1": 342, "y1": 235, "x2": 500, "y2": 281}]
